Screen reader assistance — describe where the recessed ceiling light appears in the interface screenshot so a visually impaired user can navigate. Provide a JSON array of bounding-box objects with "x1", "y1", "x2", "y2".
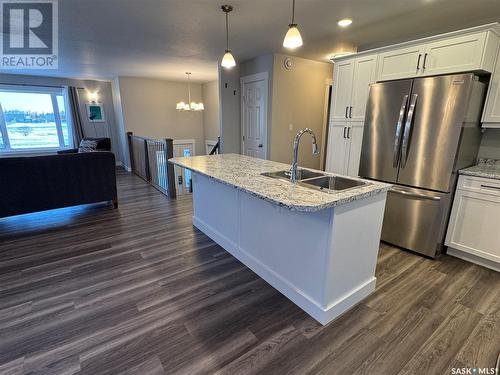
[{"x1": 337, "y1": 18, "x2": 352, "y2": 27}]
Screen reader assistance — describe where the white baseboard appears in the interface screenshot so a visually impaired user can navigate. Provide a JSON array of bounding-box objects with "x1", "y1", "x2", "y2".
[
  {"x1": 193, "y1": 215, "x2": 376, "y2": 325},
  {"x1": 447, "y1": 248, "x2": 500, "y2": 272}
]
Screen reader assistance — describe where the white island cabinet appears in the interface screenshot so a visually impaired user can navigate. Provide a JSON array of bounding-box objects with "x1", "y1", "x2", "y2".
[{"x1": 170, "y1": 154, "x2": 390, "y2": 325}]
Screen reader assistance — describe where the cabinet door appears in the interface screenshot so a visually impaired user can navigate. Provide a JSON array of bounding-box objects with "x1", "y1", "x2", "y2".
[
  {"x1": 331, "y1": 60, "x2": 354, "y2": 122},
  {"x1": 350, "y1": 55, "x2": 377, "y2": 121},
  {"x1": 345, "y1": 123, "x2": 364, "y2": 177},
  {"x1": 325, "y1": 123, "x2": 348, "y2": 174},
  {"x1": 377, "y1": 45, "x2": 425, "y2": 81},
  {"x1": 446, "y1": 189, "x2": 500, "y2": 263},
  {"x1": 482, "y1": 46, "x2": 500, "y2": 124},
  {"x1": 423, "y1": 32, "x2": 489, "y2": 76}
]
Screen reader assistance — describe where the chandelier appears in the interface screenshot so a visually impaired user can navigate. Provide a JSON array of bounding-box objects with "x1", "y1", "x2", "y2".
[{"x1": 176, "y1": 72, "x2": 204, "y2": 111}]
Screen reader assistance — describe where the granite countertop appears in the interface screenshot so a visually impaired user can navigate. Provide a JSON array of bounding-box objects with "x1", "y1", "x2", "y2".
[
  {"x1": 460, "y1": 159, "x2": 500, "y2": 181},
  {"x1": 169, "y1": 154, "x2": 391, "y2": 212}
]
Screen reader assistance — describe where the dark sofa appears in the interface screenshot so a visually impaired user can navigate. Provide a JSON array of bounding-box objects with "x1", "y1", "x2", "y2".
[{"x1": 0, "y1": 152, "x2": 118, "y2": 218}]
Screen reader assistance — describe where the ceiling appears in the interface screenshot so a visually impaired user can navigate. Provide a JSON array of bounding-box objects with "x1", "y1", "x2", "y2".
[{"x1": 1, "y1": 0, "x2": 499, "y2": 82}]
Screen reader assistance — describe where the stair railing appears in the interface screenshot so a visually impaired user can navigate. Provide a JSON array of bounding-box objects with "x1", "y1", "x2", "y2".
[{"x1": 126, "y1": 132, "x2": 176, "y2": 198}]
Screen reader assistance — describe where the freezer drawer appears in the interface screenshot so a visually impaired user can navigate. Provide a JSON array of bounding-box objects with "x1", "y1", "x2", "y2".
[{"x1": 381, "y1": 186, "x2": 451, "y2": 257}]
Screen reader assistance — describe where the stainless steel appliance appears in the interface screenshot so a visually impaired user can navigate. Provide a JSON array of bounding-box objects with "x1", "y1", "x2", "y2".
[{"x1": 359, "y1": 73, "x2": 486, "y2": 257}]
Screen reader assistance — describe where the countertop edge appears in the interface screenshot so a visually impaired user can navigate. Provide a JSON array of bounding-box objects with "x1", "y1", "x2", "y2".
[
  {"x1": 170, "y1": 158, "x2": 391, "y2": 212},
  {"x1": 459, "y1": 169, "x2": 500, "y2": 180}
]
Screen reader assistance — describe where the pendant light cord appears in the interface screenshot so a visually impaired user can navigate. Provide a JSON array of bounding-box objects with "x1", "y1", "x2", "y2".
[
  {"x1": 225, "y1": 11, "x2": 229, "y2": 51},
  {"x1": 291, "y1": 0, "x2": 295, "y2": 25},
  {"x1": 187, "y1": 73, "x2": 191, "y2": 104}
]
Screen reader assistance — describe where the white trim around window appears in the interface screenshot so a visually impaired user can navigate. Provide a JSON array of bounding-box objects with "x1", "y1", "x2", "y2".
[{"x1": 0, "y1": 84, "x2": 74, "y2": 154}]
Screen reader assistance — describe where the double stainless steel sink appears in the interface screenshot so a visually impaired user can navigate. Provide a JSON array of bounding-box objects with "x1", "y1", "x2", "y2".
[{"x1": 261, "y1": 169, "x2": 369, "y2": 192}]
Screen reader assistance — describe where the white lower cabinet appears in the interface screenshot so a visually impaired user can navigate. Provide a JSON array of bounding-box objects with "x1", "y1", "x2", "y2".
[
  {"x1": 325, "y1": 122, "x2": 364, "y2": 177},
  {"x1": 445, "y1": 175, "x2": 500, "y2": 271},
  {"x1": 345, "y1": 124, "x2": 364, "y2": 177},
  {"x1": 325, "y1": 125, "x2": 348, "y2": 174}
]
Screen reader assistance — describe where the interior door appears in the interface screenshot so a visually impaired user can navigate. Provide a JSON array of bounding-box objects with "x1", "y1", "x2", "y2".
[
  {"x1": 242, "y1": 78, "x2": 267, "y2": 159},
  {"x1": 397, "y1": 74, "x2": 474, "y2": 192},
  {"x1": 359, "y1": 79, "x2": 413, "y2": 183},
  {"x1": 331, "y1": 60, "x2": 354, "y2": 121}
]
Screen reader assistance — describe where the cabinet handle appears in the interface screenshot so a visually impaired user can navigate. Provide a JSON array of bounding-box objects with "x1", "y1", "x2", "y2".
[
  {"x1": 422, "y1": 53, "x2": 428, "y2": 71},
  {"x1": 416, "y1": 54, "x2": 422, "y2": 71},
  {"x1": 347, "y1": 127, "x2": 351, "y2": 139},
  {"x1": 349, "y1": 106, "x2": 353, "y2": 118},
  {"x1": 343, "y1": 127, "x2": 347, "y2": 139},
  {"x1": 345, "y1": 106, "x2": 349, "y2": 118},
  {"x1": 481, "y1": 184, "x2": 500, "y2": 191}
]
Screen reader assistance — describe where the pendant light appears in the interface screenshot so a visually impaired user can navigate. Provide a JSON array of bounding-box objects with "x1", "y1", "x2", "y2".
[
  {"x1": 221, "y1": 5, "x2": 236, "y2": 68},
  {"x1": 176, "y1": 72, "x2": 204, "y2": 111},
  {"x1": 283, "y1": 0, "x2": 303, "y2": 49}
]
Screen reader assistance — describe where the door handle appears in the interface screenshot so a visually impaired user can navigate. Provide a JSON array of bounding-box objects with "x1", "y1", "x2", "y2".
[
  {"x1": 393, "y1": 95, "x2": 408, "y2": 168},
  {"x1": 422, "y1": 53, "x2": 428, "y2": 71},
  {"x1": 343, "y1": 126, "x2": 347, "y2": 139},
  {"x1": 416, "y1": 54, "x2": 422, "y2": 71},
  {"x1": 389, "y1": 187, "x2": 441, "y2": 201},
  {"x1": 258, "y1": 144, "x2": 263, "y2": 148},
  {"x1": 345, "y1": 106, "x2": 349, "y2": 118},
  {"x1": 481, "y1": 184, "x2": 500, "y2": 191},
  {"x1": 346, "y1": 127, "x2": 351, "y2": 139},
  {"x1": 401, "y1": 93, "x2": 418, "y2": 168},
  {"x1": 349, "y1": 106, "x2": 353, "y2": 118}
]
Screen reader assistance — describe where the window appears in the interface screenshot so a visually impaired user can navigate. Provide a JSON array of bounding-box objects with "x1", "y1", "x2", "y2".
[{"x1": 0, "y1": 86, "x2": 73, "y2": 152}]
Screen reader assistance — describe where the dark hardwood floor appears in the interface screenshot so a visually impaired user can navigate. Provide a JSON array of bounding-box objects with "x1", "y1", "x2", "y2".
[{"x1": 0, "y1": 170, "x2": 499, "y2": 375}]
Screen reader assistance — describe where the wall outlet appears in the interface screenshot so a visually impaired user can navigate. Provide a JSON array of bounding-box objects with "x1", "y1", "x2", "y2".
[{"x1": 289, "y1": 123, "x2": 293, "y2": 131}]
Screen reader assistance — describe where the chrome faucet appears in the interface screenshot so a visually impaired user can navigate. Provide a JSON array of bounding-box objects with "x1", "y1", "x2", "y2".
[{"x1": 290, "y1": 128, "x2": 320, "y2": 183}]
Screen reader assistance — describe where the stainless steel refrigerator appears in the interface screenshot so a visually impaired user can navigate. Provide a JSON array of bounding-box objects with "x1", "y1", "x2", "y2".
[{"x1": 359, "y1": 73, "x2": 486, "y2": 258}]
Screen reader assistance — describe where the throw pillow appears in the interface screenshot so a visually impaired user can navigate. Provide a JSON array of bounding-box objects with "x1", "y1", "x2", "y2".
[{"x1": 78, "y1": 139, "x2": 98, "y2": 153}]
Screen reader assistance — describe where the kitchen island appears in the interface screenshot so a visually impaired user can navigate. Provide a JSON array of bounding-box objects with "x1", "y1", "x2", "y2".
[{"x1": 169, "y1": 154, "x2": 390, "y2": 325}]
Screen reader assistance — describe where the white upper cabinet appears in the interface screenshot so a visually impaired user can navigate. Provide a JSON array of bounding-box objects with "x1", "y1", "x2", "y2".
[
  {"x1": 423, "y1": 32, "x2": 497, "y2": 76},
  {"x1": 351, "y1": 56, "x2": 378, "y2": 121},
  {"x1": 331, "y1": 60, "x2": 354, "y2": 122},
  {"x1": 377, "y1": 45, "x2": 426, "y2": 81},
  {"x1": 331, "y1": 55, "x2": 377, "y2": 122},
  {"x1": 482, "y1": 43, "x2": 500, "y2": 126},
  {"x1": 374, "y1": 26, "x2": 500, "y2": 82}
]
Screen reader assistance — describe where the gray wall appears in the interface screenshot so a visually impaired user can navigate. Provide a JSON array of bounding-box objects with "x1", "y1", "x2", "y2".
[
  {"x1": 202, "y1": 80, "x2": 220, "y2": 142},
  {"x1": 270, "y1": 54, "x2": 332, "y2": 169},
  {"x1": 218, "y1": 64, "x2": 241, "y2": 154},
  {"x1": 0, "y1": 73, "x2": 120, "y2": 162},
  {"x1": 117, "y1": 76, "x2": 205, "y2": 157},
  {"x1": 478, "y1": 129, "x2": 500, "y2": 159}
]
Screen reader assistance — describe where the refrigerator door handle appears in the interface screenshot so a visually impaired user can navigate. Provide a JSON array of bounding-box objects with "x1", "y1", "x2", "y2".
[
  {"x1": 393, "y1": 95, "x2": 409, "y2": 167},
  {"x1": 389, "y1": 187, "x2": 441, "y2": 201},
  {"x1": 401, "y1": 93, "x2": 418, "y2": 168}
]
